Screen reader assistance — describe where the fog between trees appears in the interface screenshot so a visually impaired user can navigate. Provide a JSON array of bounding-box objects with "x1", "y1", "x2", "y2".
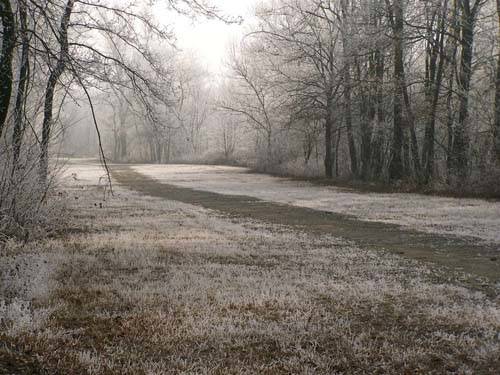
[
  {"x1": 1, "y1": 0, "x2": 500, "y2": 235},
  {"x1": 0, "y1": 0, "x2": 224, "y2": 237},
  {"x1": 69, "y1": 0, "x2": 500, "y2": 190}
]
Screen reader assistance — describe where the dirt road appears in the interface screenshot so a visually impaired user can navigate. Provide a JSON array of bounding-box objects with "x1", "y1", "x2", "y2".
[{"x1": 112, "y1": 165, "x2": 500, "y2": 287}]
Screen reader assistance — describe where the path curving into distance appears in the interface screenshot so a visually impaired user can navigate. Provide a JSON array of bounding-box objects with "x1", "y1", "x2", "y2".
[{"x1": 112, "y1": 164, "x2": 500, "y2": 286}]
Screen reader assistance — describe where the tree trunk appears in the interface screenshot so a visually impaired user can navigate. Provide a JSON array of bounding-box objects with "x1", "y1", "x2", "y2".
[
  {"x1": 341, "y1": 0, "x2": 358, "y2": 177},
  {"x1": 403, "y1": 132, "x2": 410, "y2": 176},
  {"x1": 150, "y1": 140, "x2": 154, "y2": 162},
  {"x1": 324, "y1": 97, "x2": 334, "y2": 178},
  {"x1": 371, "y1": 50, "x2": 386, "y2": 180},
  {"x1": 450, "y1": 0, "x2": 478, "y2": 179},
  {"x1": 388, "y1": 0, "x2": 405, "y2": 181},
  {"x1": 446, "y1": 0, "x2": 459, "y2": 179},
  {"x1": 335, "y1": 127, "x2": 341, "y2": 177},
  {"x1": 0, "y1": 0, "x2": 15, "y2": 139},
  {"x1": 446, "y1": 78, "x2": 455, "y2": 177},
  {"x1": 494, "y1": 0, "x2": 500, "y2": 165},
  {"x1": 156, "y1": 141, "x2": 163, "y2": 163},
  {"x1": 113, "y1": 129, "x2": 119, "y2": 160},
  {"x1": 422, "y1": 1, "x2": 447, "y2": 184},
  {"x1": 120, "y1": 129, "x2": 127, "y2": 160},
  {"x1": 358, "y1": 56, "x2": 371, "y2": 180},
  {"x1": 40, "y1": 0, "x2": 75, "y2": 183},
  {"x1": 166, "y1": 130, "x2": 171, "y2": 163},
  {"x1": 393, "y1": 0, "x2": 421, "y2": 181},
  {"x1": 266, "y1": 130, "x2": 272, "y2": 167},
  {"x1": 403, "y1": 88, "x2": 421, "y2": 181},
  {"x1": 344, "y1": 63, "x2": 358, "y2": 177},
  {"x1": 11, "y1": 1, "x2": 30, "y2": 171}
]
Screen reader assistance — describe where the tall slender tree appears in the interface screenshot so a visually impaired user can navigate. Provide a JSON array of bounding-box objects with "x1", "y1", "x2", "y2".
[
  {"x1": 40, "y1": 0, "x2": 75, "y2": 183},
  {"x1": 11, "y1": 0, "x2": 30, "y2": 171},
  {"x1": 387, "y1": 0, "x2": 405, "y2": 180},
  {"x1": 0, "y1": 0, "x2": 15, "y2": 139},
  {"x1": 422, "y1": 0, "x2": 448, "y2": 184},
  {"x1": 494, "y1": 0, "x2": 500, "y2": 165},
  {"x1": 449, "y1": 0, "x2": 482, "y2": 179}
]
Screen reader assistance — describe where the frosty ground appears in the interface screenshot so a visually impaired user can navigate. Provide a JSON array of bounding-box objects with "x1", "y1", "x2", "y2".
[
  {"x1": 0, "y1": 160, "x2": 499, "y2": 374},
  {"x1": 133, "y1": 164, "x2": 500, "y2": 245}
]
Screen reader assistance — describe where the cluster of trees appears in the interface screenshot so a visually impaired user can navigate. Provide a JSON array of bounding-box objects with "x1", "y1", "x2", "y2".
[
  {"x1": 91, "y1": 53, "x2": 214, "y2": 164},
  {"x1": 220, "y1": 0, "x2": 499, "y2": 188},
  {"x1": 0, "y1": 0, "x2": 221, "y2": 235},
  {"x1": 4, "y1": 0, "x2": 497, "y2": 217}
]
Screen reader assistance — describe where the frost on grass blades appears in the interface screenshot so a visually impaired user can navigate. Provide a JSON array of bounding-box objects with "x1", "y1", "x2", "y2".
[
  {"x1": 133, "y1": 164, "x2": 500, "y2": 245},
  {"x1": 1, "y1": 0, "x2": 500, "y2": 372},
  {"x1": 1, "y1": 159, "x2": 500, "y2": 373}
]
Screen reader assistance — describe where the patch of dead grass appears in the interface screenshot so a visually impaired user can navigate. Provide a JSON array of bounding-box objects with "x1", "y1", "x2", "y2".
[{"x1": 1, "y1": 173, "x2": 499, "y2": 374}]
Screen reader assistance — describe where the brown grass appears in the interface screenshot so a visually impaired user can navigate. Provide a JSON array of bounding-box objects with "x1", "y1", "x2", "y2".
[{"x1": 1, "y1": 179, "x2": 499, "y2": 374}]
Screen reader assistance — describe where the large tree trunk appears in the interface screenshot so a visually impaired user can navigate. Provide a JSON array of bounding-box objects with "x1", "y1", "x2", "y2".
[
  {"x1": 445, "y1": 0, "x2": 459, "y2": 179},
  {"x1": 392, "y1": 0, "x2": 421, "y2": 182},
  {"x1": 450, "y1": 0, "x2": 479, "y2": 179},
  {"x1": 0, "y1": 0, "x2": 15, "y2": 139},
  {"x1": 388, "y1": 0, "x2": 405, "y2": 181},
  {"x1": 11, "y1": 1, "x2": 30, "y2": 170},
  {"x1": 341, "y1": 0, "x2": 358, "y2": 177},
  {"x1": 40, "y1": 0, "x2": 75, "y2": 183},
  {"x1": 494, "y1": 0, "x2": 500, "y2": 165},
  {"x1": 422, "y1": 1, "x2": 447, "y2": 184}
]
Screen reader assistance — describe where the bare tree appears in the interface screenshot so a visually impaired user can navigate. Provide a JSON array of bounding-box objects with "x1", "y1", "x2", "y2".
[
  {"x1": 40, "y1": 0, "x2": 75, "y2": 182},
  {"x1": 221, "y1": 44, "x2": 284, "y2": 166},
  {"x1": 449, "y1": 0, "x2": 484, "y2": 179},
  {"x1": 11, "y1": 0, "x2": 30, "y2": 171},
  {"x1": 494, "y1": 0, "x2": 500, "y2": 165},
  {"x1": 0, "y1": 0, "x2": 15, "y2": 138}
]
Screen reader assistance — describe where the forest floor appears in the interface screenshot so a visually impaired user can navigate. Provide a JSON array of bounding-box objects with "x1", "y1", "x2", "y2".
[{"x1": 0, "y1": 159, "x2": 499, "y2": 374}]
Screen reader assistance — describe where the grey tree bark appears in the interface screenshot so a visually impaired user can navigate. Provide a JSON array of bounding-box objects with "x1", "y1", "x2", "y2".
[
  {"x1": 40, "y1": 0, "x2": 75, "y2": 183},
  {"x1": 11, "y1": 0, "x2": 30, "y2": 170},
  {"x1": 449, "y1": 0, "x2": 480, "y2": 179},
  {"x1": 340, "y1": 0, "x2": 358, "y2": 177},
  {"x1": 494, "y1": 0, "x2": 500, "y2": 165},
  {"x1": 422, "y1": 0, "x2": 447, "y2": 184},
  {"x1": 0, "y1": 0, "x2": 15, "y2": 139},
  {"x1": 388, "y1": 0, "x2": 405, "y2": 181}
]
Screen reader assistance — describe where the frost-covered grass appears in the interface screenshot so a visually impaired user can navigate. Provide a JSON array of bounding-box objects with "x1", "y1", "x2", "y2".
[
  {"x1": 133, "y1": 164, "x2": 500, "y2": 245},
  {"x1": 0, "y1": 160, "x2": 499, "y2": 374}
]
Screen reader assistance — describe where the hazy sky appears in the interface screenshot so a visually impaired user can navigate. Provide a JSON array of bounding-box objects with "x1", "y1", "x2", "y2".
[{"x1": 168, "y1": 0, "x2": 258, "y2": 73}]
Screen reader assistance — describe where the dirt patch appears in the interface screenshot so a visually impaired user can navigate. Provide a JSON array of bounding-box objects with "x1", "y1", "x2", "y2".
[{"x1": 112, "y1": 165, "x2": 500, "y2": 287}]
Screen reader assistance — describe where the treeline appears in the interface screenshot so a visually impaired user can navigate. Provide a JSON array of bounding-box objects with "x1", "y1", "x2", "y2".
[
  {"x1": 0, "y1": 0, "x2": 204, "y2": 236},
  {"x1": 91, "y1": 54, "x2": 214, "y2": 165},
  {"x1": 219, "y1": 0, "x2": 500, "y2": 192}
]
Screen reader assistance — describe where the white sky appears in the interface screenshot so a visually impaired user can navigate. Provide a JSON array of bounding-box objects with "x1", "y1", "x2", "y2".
[{"x1": 156, "y1": 0, "x2": 258, "y2": 73}]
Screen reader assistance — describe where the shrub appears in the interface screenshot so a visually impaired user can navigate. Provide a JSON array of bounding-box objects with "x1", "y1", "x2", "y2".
[{"x1": 0, "y1": 150, "x2": 67, "y2": 242}]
